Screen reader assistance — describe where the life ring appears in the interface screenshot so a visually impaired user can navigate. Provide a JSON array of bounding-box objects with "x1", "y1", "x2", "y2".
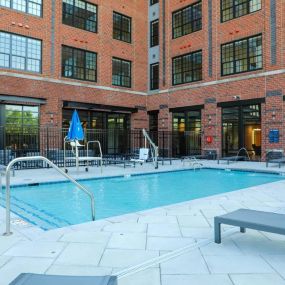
[{"x1": 206, "y1": 136, "x2": 213, "y2": 143}]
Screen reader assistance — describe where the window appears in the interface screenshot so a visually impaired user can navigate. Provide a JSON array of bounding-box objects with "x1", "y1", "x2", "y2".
[
  {"x1": 62, "y1": 0, "x2": 97, "y2": 33},
  {"x1": 172, "y1": 50, "x2": 202, "y2": 85},
  {"x1": 62, "y1": 46, "x2": 97, "y2": 82},
  {"x1": 221, "y1": 0, "x2": 261, "y2": 22},
  {"x1": 112, "y1": 58, "x2": 132, "y2": 88},
  {"x1": 0, "y1": 104, "x2": 39, "y2": 151},
  {"x1": 150, "y1": 20, "x2": 159, "y2": 47},
  {"x1": 0, "y1": 0, "x2": 42, "y2": 16},
  {"x1": 221, "y1": 34, "x2": 262, "y2": 76},
  {"x1": 172, "y1": 1, "x2": 202, "y2": 39},
  {"x1": 150, "y1": 63, "x2": 159, "y2": 90},
  {"x1": 113, "y1": 12, "x2": 132, "y2": 43},
  {"x1": 0, "y1": 32, "x2": 41, "y2": 73},
  {"x1": 150, "y1": 0, "x2": 159, "y2": 5}
]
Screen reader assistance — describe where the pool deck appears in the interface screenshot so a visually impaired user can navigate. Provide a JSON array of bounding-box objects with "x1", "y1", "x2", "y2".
[{"x1": 0, "y1": 160, "x2": 285, "y2": 285}]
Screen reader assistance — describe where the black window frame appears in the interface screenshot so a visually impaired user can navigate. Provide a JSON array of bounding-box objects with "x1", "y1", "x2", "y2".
[
  {"x1": 220, "y1": 0, "x2": 262, "y2": 23},
  {"x1": 172, "y1": 1, "x2": 202, "y2": 39},
  {"x1": 112, "y1": 57, "x2": 132, "y2": 88},
  {"x1": 172, "y1": 50, "x2": 203, "y2": 86},
  {"x1": 62, "y1": 0, "x2": 98, "y2": 33},
  {"x1": 221, "y1": 34, "x2": 263, "y2": 76},
  {"x1": 150, "y1": 19, "x2": 159, "y2": 47},
  {"x1": 150, "y1": 63, "x2": 159, "y2": 90},
  {"x1": 61, "y1": 45, "x2": 97, "y2": 82},
  {"x1": 0, "y1": 0, "x2": 43, "y2": 17},
  {"x1": 113, "y1": 12, "x2": 132, "y2": 44},
  {"x1": 150, "y1": 0, "x2": 159, "y2": 5},
  {"x1": 0, "y1": 31, "x2": 42, "y2": 73}
]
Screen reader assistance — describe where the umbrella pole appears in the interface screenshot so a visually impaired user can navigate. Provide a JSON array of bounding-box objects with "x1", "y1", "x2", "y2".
[{"x1": 76, "y1": 145, "x2": 79, "y2": 173}]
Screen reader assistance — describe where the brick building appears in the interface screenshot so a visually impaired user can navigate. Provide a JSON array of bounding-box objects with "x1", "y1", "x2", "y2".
[{"x1": 0, "y1": 0, "x2": 284, "y2": 159}]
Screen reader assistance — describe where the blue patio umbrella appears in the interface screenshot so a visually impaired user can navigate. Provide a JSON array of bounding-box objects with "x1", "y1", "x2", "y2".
[{"x1": 67, "y1": 110, "x2": 84, "y2": 141}]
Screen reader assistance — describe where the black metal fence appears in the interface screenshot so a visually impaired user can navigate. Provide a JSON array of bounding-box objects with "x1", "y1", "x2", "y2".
[{"x1": 0, "y1": 126, "x2": 201, "y2": 168}]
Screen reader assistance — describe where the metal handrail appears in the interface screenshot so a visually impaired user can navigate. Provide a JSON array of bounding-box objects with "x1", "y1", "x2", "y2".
[
  {"x1": 3, "y1": 156, "x2": 95, "y2": 236},
  {"x1": 87, "y1": 140, "x2": 103, "y2": 159},
  {"x1": 87, "y1": 140, "x2": 103, "y2": 173},
  {"x1": 142, "y1": 129, "x2": 159, "y2": 169}
]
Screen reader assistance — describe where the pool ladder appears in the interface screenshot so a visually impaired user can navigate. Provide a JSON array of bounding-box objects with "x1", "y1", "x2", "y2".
[{"x1": 2, "y1": 156, "x2": 96, "y2": 236}]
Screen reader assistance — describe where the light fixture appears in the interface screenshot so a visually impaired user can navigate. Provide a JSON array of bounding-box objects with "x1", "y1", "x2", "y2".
[
  {"x1": 208, "y1": 115, "x2": 212, "y2": 124},
  {"x1": 272, "y1": 110, "x2": 276, "y2": 120}
]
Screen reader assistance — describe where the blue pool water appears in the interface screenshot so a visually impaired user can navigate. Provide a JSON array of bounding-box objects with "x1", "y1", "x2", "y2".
[{"x1": 0, "y1": 169, "x2": 284, "y2": 230}]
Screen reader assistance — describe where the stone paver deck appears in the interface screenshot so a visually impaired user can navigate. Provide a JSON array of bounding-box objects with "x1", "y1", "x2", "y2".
[{"x1": 0, "y1": 160, "x2": 285, "y2": 284}]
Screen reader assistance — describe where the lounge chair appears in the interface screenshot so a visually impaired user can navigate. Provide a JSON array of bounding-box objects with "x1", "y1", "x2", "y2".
[
  {"x1": 9, "y1": 273, "x2": 117, "y2": 285},
  {"x1": 103, "y1": 157, "x2": 136, "y2": 168},
  {"x1": 266, "y1": 150, "x2": 285, "y2": 168},
  {"x1": 266, "y1": 157, "x2": 285, "y2": 168},
  {"x1": 214, "y1": 209, "x2": 285, "y2": 244},
  {"x1": 217, "y1": 155, "x2": 246, "y2": 165}
]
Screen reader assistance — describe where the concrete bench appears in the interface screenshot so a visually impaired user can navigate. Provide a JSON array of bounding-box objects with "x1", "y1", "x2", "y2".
[
  {"x1": 214, "y1": 209, "x2": 285, "y2": 244},
  {"x1": 9, "y1": 273, "x2": 117, "y2": 285}
]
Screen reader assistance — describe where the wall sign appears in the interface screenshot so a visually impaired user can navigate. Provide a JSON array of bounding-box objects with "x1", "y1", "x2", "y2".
[{"x1": 269, "y1": 129, "x2": 279, "y2": 143}]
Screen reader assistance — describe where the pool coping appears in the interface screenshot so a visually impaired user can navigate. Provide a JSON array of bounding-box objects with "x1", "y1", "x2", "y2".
[{"x1": 2, "y1": 165, "x2": 285, "y2": 189}]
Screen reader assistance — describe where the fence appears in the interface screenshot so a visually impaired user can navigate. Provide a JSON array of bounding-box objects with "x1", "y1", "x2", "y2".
[{"x1": 0, "y1": 126, "x2": 201, "y2": 168}]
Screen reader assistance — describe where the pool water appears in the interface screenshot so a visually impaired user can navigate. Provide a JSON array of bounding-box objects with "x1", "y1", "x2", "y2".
[{"x1": 0, "y1": 169, "x2": 283, "y2": 230}]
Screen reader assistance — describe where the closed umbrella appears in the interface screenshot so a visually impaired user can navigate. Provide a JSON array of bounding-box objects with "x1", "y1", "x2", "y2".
[{"x1": 67, "y1": 110, "x2": 84, "y2": 172}]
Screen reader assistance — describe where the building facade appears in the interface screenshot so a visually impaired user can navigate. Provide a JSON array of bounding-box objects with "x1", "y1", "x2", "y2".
[{"x1": 0, "y1": 0, "x2": 285, "y2": 159}]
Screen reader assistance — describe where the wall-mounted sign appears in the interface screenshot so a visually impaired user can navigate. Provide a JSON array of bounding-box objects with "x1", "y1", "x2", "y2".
[{"x1": 269, "y1": 129, "x2": 279, "y2": 143}]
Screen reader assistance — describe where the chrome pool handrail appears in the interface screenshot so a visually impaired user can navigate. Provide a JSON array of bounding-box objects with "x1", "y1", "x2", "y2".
[{"x1": 3, "y1": 156, "x2": 96, "y2": 236}]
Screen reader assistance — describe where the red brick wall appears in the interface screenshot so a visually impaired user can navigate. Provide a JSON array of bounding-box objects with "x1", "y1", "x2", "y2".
[
  {"x1": 0, "y1": 0, "x2": 149, "y2": 128},
  {"x1": 1, "y1": 0, "x2": 285, "y2": 158}
]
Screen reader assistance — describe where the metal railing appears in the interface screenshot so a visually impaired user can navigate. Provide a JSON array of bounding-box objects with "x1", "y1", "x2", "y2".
[
  {"x1": 0, "y1": 127, "x2": 202, "y2": 169},
  {"x1": 3, "y1": 156, "x2": 96, "y2": 236}
]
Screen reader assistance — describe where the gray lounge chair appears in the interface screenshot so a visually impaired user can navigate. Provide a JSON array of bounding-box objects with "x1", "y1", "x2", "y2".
[
  {"x1": 214, "y1": 209, "x2": 285, "y2": 244},
  {"x1": 266, "y1": 157, "x2": 285, "y2": 168},
  {"x1": 217, "y1": 156, "x2": 246, "y2": 165},
  {"x1": 9, "y1": 273, "x2": 117, "y2": 285},
  {"x1": 103, "y1": 158, "x2": 136, "y2": 168}
]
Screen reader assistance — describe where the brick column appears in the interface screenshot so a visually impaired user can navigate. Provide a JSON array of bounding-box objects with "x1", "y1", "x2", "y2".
[
  {"x1": 203, "y1": 98, "x2": 221, "y2": 157},
  {"x1": 263, "y1": 90, "x2": 284, "y2": 159}
]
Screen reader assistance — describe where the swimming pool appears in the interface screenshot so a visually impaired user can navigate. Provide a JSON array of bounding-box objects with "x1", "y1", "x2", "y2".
[{"x1": 0, "y1": 169, "x2": 284, "y2": 230}]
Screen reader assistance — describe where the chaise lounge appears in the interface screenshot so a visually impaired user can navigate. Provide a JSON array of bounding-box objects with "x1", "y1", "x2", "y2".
[
  {"x1": 214, "y1": 209, "x2": 285, "y2": 244},
  {"x1": 217, "y1": 155, "x2": 247, "y2": 165},
  {"x1": 266, "y1": 150, "x2": 285, "y2": 168}
]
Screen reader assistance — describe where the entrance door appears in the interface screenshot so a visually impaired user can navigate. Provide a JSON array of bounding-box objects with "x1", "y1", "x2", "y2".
[
  {"x1": 222, "y1": 104, "x2": 261, "y2": 158},
  {"x1": 107, "y1": 114, "x2": 130, "y2": 154}
]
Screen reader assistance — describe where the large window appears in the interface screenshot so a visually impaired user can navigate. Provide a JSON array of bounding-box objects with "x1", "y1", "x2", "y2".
[
  {"x1": 172, "y1": 50, "x2": 202, "y2": 85},
  {"x1": 0, "y1": 32, "x2": 41, "y2": 73},
  {"x1": 172, "y1": 110, "x2": 201, "y2": 156},
  {"x1": 150, "y1": 20, "x2": 159, "y2": 47},
  {"x1": 172, "y1": 1, "x2": 202, "y2": 39},
  {"x1": 112, "y1": 58, "x2": 132, "y2": 88},
  {"x1": 221, "y1": 34, "x2": 262, "y2": 76},
  {"x1": 221, "y1": 0, "x2": 261, "y2": 22},
  {"x1": 0, "y1": 104, "x2": 39, "y2": 151},
  {"x1": 62, "y1": 0, "x2": 97, "y2": 33},
  {"x1": 113, "y1": 12, "x2": 132, "y2": 43},
  {"x1": 222, "y1": 104, "x2": 261, "y2": 157},
  {"x1": 150, "y1": 0, "x2": 159, "y2": 5},
  {"x1": 62, "y1": 46, "x2": 97, "y2": 82},
  {"x1": 0, "y1": 0, "x2": 42, "y2": 16},
  {"x1": 150, "y1": 63, "x2": 159, "y2": 90}
]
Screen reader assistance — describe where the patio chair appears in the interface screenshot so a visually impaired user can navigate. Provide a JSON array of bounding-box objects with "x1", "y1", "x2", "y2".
[
  {"x1": 266, "y1": 150, "x2": 285, "y2": 168},
  {"x1": 9, "y1": 273, "x2": 117, "y2": 285},
  {"x1": 214, "y1": 209, "x2": 285, "y2": 244}
]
